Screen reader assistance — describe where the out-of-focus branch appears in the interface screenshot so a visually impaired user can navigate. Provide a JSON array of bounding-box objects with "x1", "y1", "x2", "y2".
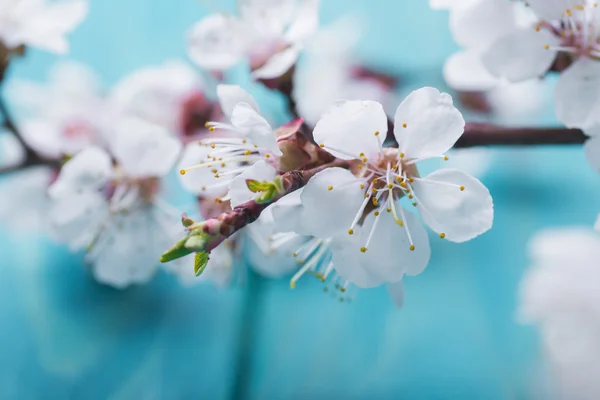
[{"x1": 455, "y1": 123, "x2": 586, "y2": 148}]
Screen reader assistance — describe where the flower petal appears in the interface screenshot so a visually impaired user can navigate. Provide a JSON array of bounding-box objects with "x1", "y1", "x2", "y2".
[
  {"x1": 313, "y1": 100, "x2": 387, "y2": 160},
  {"x1": 252, "y1": 46, "x2": 300, "y2": 79},
  {"x1": 481, "y1": 27, "x2": 559, "y2": 83},
  {"x1": 48, "y1": 146, "x2": 112, "y2": 199},
  {"x1": 231, "y1": 103, "x2": 281, "y2": 155},
  {"x1": 268, "y1": 189, "x2": 311, "y2": 234},
  {"x1": 411, "y1": 168, "x2": 493, "y2": 242},
  {"x1": 217, "y1": 84, "x2": 260, "y2": 120},
  {"x1": 555, "y1": 59, "x2": 600, "y2": 129},
  {"x1": 584, "y1": 136, "x2": 600, "y2": 173},
  {"x1": 111, "y1": 117, "x2": 182, "y2": 178},
  {"x1": 187, "y1": 14, "x2": 246, "y2": 71},
  {"x1": 228, "y1": 160, "x2": 277, "y2": 208},
  {"x1": 300, "y1": 167, "x2": 364, "y2": 239},
  {"x1": 177, "y1": 143, "x2": 233, "y2": 197},
  {"x1": 394, "y1": 87, "x2": 465, "y2": 159},
  {"x1": 526, "y1": 0, "x2": 569, "y2": 21},
  {"x1": 284, "y1": 0, "x2": 320, "y2": 43},
  {"x1": 387, "y1": 281, "x2": 405, "y2": 309},
  {"x1": 449, "y1": 0, "x2": 517, "y2": 49},
  {"x1": 329, "y1": 238, "x2": 387, "y2": 288},
  {"x1": 443, "y1": 50, "x2": 499, "y2": 91}
]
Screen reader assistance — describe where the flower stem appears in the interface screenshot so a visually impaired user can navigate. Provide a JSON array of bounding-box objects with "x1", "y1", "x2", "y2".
[{"x1": 455, "y1": 123, "x2": 586, "y2": 148}]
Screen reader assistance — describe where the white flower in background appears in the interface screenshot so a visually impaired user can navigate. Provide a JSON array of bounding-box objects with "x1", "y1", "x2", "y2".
[
  {"x1": 178, "y1": 84, "x2": 282, "y2": 202},
  {"x1": 187, "y1": 0, "x2": 319, "y2": 79},
  {"x1": 298, "y1": 88, "x2": 493, "y2": 287},
  {"x1": 519, "y1": 227, "x2": 600, "y2": 400},
  {"x1": 292, "y1": 16, "x2": 396, "y2": 126},
  {"x1": 110, "y1": 61, "x2": 218, "y2": 138},
  {"x1": 0, "y1": 0, "x2": 88, "y2": 53},
  {"x1": 0, "y1": 166, "x2": 53, "y2": 231},
  {"x1": 48, "y1": 117, "x2": 184, "y2": 288},
  {"x1": 8, "y1": 62, "x2": 110, "y2": 159}
]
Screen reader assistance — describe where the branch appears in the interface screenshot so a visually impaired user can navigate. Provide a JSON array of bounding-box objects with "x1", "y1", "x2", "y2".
[{"x1": 456, "y1": 123, "x2": 586, "y2": 148}]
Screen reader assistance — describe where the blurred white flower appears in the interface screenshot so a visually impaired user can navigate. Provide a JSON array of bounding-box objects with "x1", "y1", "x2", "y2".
[
  {"x1": 300, "y1": 88, "x2": 493, "y2": 288},
  {"x1": 292, "y1": 16, "x2": 396, "y2": 126},
  {"x1": 519, "y1": 226, "x2": 600, "y2": 400},
  {"x1": 187, "y1": 0, "x2": 319, "y2": 79},
  {"x1": 0, "y1": 0, "x2": 87, "y2": 54},
  {"x1": 48, "y1": 117, "x2": 184, "y2": 288},
  {"x1": 8, "y1": 61, "x2": 110, "y2": 159},
  {"x1": 178, "y1": 84, "x2": 282, "y2": 201},
  {"x1": 110, "y1": 61, "x2": 219, "y2": 138}
]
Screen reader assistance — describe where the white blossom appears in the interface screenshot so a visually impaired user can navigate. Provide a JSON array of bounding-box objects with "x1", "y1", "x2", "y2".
[
  {"x1": 47, "y1": 117, "x2": 184, "y2": 288},
  {"x1": 298, "y1": 88, "x2": 493, "y2": 288},
  {"x1": 519, "y1": 226, "x2": 600, "y2": 400},
  {"x1": 187, "y1": 0, "x2": 319, "y2": 79},
  {"x1": 0, "y1": 0, "x2": 88, "y2": 54}
]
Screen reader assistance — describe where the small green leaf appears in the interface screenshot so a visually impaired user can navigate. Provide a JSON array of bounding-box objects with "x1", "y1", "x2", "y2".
[
  {"x1": 184, "y1": 233, "x2": 208, "y2": 251},
  {"x1": 160, "y1": 236, "x2": 194, "y2": 263},
  {"x1": 181, "y1": 213, "x2": 195, "y2": 227},
  {"x1": 194, "y1": 252, "x2": 210, "y2": 276},
  {"x1": 246, "y1": 179, "x2": 265, "y2": 193}
]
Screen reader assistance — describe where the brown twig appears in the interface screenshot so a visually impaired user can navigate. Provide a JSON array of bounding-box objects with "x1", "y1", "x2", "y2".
[{"x1": 456, "y1": 123, "x2": 586, "y2": 148}]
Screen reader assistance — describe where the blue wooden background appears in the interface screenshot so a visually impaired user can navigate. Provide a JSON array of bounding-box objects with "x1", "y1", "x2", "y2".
[{"x1": 1, "y1": 1, "x2": 597, "y2": 398}]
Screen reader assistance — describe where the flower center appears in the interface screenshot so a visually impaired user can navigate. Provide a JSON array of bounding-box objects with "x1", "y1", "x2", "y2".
[{"x1": 540, "y1": 4, "x2": 600, "y2": 59}]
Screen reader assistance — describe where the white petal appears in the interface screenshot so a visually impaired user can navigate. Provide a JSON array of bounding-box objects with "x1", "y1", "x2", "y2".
[
  {"x1": 394, "y1": 87, "x2": 465, "y2": 159},
  {"x1": 430, "y1": 0, "x2": 476, "y2": 9},
  {"x1": 91, "y1": 212, "x2": 159, "y2": 288},
  {"x1": 244, "y1": 210, "x2": 307, "y2": 278},
  {"x1": 48, "y1": 146, "x2": 112, "y2": 199},
  {"x1": 449, "y1": 0, "x2": 517, "y2": 49},
  {"x1": 217, "y1": 84, "x2": 260, "y2": 119},
  {"x1": 268, "y1": 189, "x2": 309, "y2": 234},
  {"x1": 481, "y1": 28, "x2": 559, "y2": 83},
  {"x1": 49, "y1": 191, "x2": 109, "y2": 251},
  {"x1": 387, "y1": 281, "x2": 405, "y2": 309},
  {"x1": 0, "y1": 132, "x2": 26, "y2": 169},
  {"x1": 313, "y1": 100, "x2": 387, "y2": 160},
  {"x1": 252, "y1": 46, "x2": 300, "y2": 79},
  {"x1": 443, "y1": 50, "x2": 500, "y2": 91},
  {"x1": 238, "y1": 0, "x2": 295, "y2": 37},
  {"x1": 111, "y1": 117, "x2": 181, "y2": 178},
  {"x1": 187, "y1": 14, "x2": 246, "y2": 71},
  {"x1": 177, "y1": 143, "x2": 232, "y2": 197},
  {"x1": 555, "y1": 59, "x2": 600, "y2": 129},
  {"x1": 228, "y1": 160, "x2": 277, "y2": 208},
  {"x1": 411, "y1": 168, "x2": 493, "y2": 242},
  {"x1": 300, "y1": 167, "x2": 364, "y2": 239},
  {"x1": 526, "y1": 0, "x2": 569, "y2": 21},
  {"x1": 584, "y1": 136, "x2": 600, "y2": 173},
  {"x1": 595, "y1": 214, "x2": 600, "y2": 233},
  {"x1": 230, "y1": 103, "x2": 281, "y2": 155},
  {"x1": 284, "y1": 0, "x2": 320, "y2": 43},
  {"x1": 330, "y1": 238, "x2": 387, "y2": 288}
]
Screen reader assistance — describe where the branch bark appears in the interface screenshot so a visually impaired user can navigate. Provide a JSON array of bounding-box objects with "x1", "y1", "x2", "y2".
[{"x1": 455, "y1": 123, "x2": 586, "y2": 148}]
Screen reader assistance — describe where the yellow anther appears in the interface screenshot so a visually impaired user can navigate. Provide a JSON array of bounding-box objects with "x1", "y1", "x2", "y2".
[
  {"x1": 395, "y1": 176, "x2": 402, "y2": 182},
  {"x1": 242, "y1": 139, "x2": 247, "y2": 144},
  {"x1": 210, "y1": 144, "x2": 216, "y2": 149},
  {"x1": 328, "y1": 185, "x2": 333, "y2": 191},
  {"x1": 409, "y1": 245, "x2": 415, "y2": 251},
  {"x1": 360, "y1": 184, "x2": 365, "y2": 189},
  {"x1": 396, "y1": 220, "x2": 404, "y2": 227},
  {"x1": 209, "y1": 126, "x2": 215, "y2": 132},
  {"x1": 211, "y1": 168, "x2": 218, "y2": 173},
  {"x1": 179, "y1": 169, "x2": 186, "y2": 175},
  {"x1": 544, "y1": 44, "x2": 550, "y2": 50},
  {"x1": 360, "y1": 246, "x2": 367, "y2": 253},
  {"x1": 402, "y1": 123, "x2": 407, "y2": 128},
  {"x1": 374, "y1": 131, "x2": 380, "y2": 136},
  {"x1": 460, "y1": 185, "x2": 465, "y2": 191},
  {"x1": 293, "y1": 252, "x2": 298, "y2": 257},
  {"x1": 443, "y1": 156, "x2": 449, "y2": 161},
  {"x1": 408, "y1": 194, "x2": 414, "y2": 199},
  {"x1": 400, "y1": 152, "x2": 405, "y2": 158},
  {"x1": 201, "y1": 186, "x2": 206, "y2": 191},
  {"x1": 214, "y1": 174, "x2": 220, "y2": 178},
  {"x1": 372, "y1": 198, "x2": 379, "y2": 207},
  {"x1": 348, "y1": 229, "x2": 354, "y2": 235},
  {"x1": 204, "y1": 122, "x2": 211, "y2": 127},
  {"x1": 400, "y1": 181, "x2": 407, "y2": 188},
  {"x1": 440, "y1": 232, "x2": 446, "y2": 239},
  {"x1": 361, "y1": 157, "x2": 368, "y2": 163},
  {"x1": 371, "y1": 187, "x2": 377, "y2": 193},
  {"x1": 412, "y1": 202, "x2": 417, "y2": 207},
  {"x1": 244, "y1": 150, "x2": 251, "y2": 156},
  {"x1": 221, "y1": 163, "x2": 226, "y2": 167},
  {"x1": 290, "y1": 281, "x2": 296, "y2": 289},
  {"x1": 359, "y1": 152, "x2": 365, "y2": 157},
  {"x1": 374, "y1": 211, "x2": 380, "y2": 216},
  {"x1": 254, "y1": 144, "x2": 258, "y2": 148},
  {"x1": 386, "y1": 208, "x2": 391, "y2": 213},
  {"x1": 319, "y1": 143, "x2": 325, "y2": 148},
  {"x1": 387, "y1": 183, "x2": 393, "y2": 189},
  {"x1": 340, "y1": 287, "x2": 346, "y2": 293},
  {"x1": 409, "y1": 178, "x2": 414, "y2": 183}
]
